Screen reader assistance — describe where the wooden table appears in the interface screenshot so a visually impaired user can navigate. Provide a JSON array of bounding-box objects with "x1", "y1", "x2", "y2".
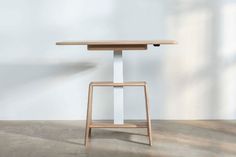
[{"x1": 56, "y1": 40, "x2": 176, "y2": 145}]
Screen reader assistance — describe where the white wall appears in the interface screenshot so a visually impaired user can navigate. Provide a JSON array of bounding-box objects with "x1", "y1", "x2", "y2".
[{"x1": 0, "y1": 0, "x2": 236, "y2": 120}]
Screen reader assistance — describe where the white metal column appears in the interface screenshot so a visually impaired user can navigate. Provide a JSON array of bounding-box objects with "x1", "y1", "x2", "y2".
[{"x1": 113, "y1": 50, "x2": 124, "y2": 124}]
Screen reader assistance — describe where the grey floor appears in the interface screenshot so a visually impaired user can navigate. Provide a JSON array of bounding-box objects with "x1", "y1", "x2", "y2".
[{"x1": 0, "y1": 120, "x2": 236, "y2": 157}]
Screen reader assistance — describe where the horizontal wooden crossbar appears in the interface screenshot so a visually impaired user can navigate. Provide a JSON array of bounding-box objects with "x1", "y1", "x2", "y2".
[
  {"x1": 90, "y1": 81, "x2": 146, "y2": 87},
  {"x1": 90, "y1": 122, "x2": 148, "y2": 128}
]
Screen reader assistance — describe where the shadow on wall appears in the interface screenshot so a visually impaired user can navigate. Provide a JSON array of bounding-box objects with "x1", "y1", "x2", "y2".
[
  {"x1": 0, "y1": 61, "x2": 96, "y2": 93},
  {"x1": 0, "y1": 61, "x2": 97, "y2": 119}
]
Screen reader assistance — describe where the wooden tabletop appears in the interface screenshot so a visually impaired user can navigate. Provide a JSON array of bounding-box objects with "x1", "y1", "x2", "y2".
[
  {"x1": 56, "y1": 40, "x2": 176, "y2": 51},
  {"x1": 56, "y1": 40, "x2": 176, "y2": 45}
]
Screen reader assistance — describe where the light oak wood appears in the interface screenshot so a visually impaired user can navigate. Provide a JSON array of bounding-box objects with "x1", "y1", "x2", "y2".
[
  {"x1": 84, "y1": 81, "x2": 152, "y2": 146},
  {"x1": 87, "y1": 44, "x2": 147, "y2": 51},
  {"x1": 56, "y1": 40, "x2": 176, "y2": 51},
  {"x1": 144, "y1": 84, "x2": 152, "y2": 145},
  {"x1": 90, "y1": 122, "x2": 148, "y2": 128},
  {"x1": 84, "y1": 84, "x2": 93, "y2": 146},
  {"x1": 88, "y1": 84, "x2": 93, "y2": 138},
  {"x1": 56, "y1": 40, "x2": 177, "y2": 46},
  {"x1": 90, "y1": 81, "x2": 147, "y2": 86}
]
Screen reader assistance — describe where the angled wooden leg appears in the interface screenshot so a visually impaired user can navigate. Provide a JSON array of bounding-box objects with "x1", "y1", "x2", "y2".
[
  {"x1": 144, "y1": 83, "x2": 152, "y2": 146},
  {"x1": 89, "y1": 85, "x2": 93, "y2": 137},
  {"x1": 84, "y1": 83, "x2": 93, "y2": 146}
]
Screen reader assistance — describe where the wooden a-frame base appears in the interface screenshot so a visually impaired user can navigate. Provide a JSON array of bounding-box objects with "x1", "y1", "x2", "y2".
[{"x1": 84, "y1": 81, "x2": 152, "y2": 146}]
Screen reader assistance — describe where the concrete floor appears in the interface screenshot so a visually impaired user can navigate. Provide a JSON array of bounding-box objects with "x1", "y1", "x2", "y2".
[{"x1": 0, "y1": 120, "x2": 236, "y2": 157}]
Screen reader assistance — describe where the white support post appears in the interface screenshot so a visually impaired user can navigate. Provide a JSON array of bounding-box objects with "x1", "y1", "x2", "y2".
[{"x1": 113, "y1": 50, "x2": 124, "y2": 124}]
